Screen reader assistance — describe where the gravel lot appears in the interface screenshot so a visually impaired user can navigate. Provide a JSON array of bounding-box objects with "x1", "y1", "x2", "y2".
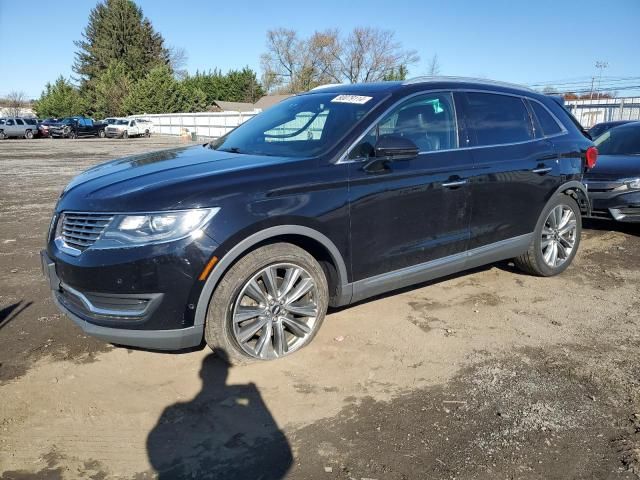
[{"x1": 0, "y1": 137, "x2": 639, "y2": 479}]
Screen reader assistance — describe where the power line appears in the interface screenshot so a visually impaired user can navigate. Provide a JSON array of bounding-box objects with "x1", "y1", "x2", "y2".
[{"x1": 529, "y1": 77, "x2": 640, "y2": 88}]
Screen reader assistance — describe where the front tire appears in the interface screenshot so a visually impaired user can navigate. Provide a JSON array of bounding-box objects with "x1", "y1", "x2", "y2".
[
  {"x1": 25, "y1": 130, "x2": 34, "y2": 139},
  {"x1": 514, "y1": 193, "x2": 581, "y2": 276},
  {"x1": 98, "y1": 129, "x2": 106, "y2": 138},
  {"x1": 122, "y1": 130, "x2": 129, "y2": 139},
  {"x1": 204, "y1": 243, "x2": 329, "y2": 364}
]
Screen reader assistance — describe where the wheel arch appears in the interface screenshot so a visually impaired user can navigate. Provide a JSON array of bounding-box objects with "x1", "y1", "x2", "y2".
[
  {"x1": 193, "y1": 225, "x2": 351, "y2": 328},
  {"x1": 551, "y1": 180, "x2": 590, "y2": 216}
]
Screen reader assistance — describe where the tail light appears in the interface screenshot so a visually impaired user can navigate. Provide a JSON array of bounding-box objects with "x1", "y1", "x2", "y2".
[{"x1": 585, "y1": 146, "x2": 598, "y2": 169}]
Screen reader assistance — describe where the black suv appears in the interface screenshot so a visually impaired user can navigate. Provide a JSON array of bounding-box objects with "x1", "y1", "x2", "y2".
[{"x1": 42, "y1": 78, "x2": 594, "y2": 362}]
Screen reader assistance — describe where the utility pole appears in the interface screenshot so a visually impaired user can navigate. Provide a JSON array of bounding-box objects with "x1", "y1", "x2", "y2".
[{"x1": 595, "y1": 60, "x2": 608, "y2": 99}]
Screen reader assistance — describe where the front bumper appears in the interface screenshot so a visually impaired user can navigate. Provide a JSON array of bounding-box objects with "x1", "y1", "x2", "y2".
[
  {"x1": 105, "y1": 129, "x2": 125, "y2": 138},
  {"x1": 586, "y1": 188, "x2": 640, "y2": 223},
  {"x1": 50, "y1": 128, "x2": 68, "y2": 137},
  {"x1": 41, "y1": 232, "x2": 218, "y2": 350}
]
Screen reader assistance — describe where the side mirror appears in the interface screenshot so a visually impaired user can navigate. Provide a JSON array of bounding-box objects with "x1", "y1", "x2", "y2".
[{"x1": 374, "y1": 135, "x2": 419, "y2": 160}]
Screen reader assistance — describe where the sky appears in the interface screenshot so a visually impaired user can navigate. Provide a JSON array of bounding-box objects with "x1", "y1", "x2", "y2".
[{"x1": 1, "y1": 0, "x2": 639, "y2": 99}]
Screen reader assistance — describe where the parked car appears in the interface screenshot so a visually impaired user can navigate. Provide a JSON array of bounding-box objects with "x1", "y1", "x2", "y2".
[
  {"x1": 584, "y1": 122, "x2": 640, "y2": 222},
  {"x1": 588, "y1": 120, "x2": 635, "y2": 139},
  {"x1": 37, "y1": 118, "x2": 59, "y2": 138},
  {"x1": 42, "y1": 77, "x2": 594, "y2": 362},
  {"x1": 102, "y1": 117, "x2": 120, "y2": 125},
  {"x1": 0, "y1": 117, "x2": 39, "y2": 139},
  {"x1": 49, "y1": 117, "x2": 107, "y2": 138},
  {"x1": 105, "y1": 118, "x2": 153, "y2": 138}
]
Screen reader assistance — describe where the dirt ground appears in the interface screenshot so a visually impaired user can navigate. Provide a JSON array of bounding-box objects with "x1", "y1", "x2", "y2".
[{"x1": 0, "y1": 137, "x2": 639, "y2": 480}]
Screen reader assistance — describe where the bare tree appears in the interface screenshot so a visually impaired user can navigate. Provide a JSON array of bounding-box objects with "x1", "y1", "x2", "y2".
[
  {"x1": 426, "y1": 54, "x2": 441, "y2": 76},
  {"x1": 261, "y1": 27, "x2": 419, "y2": 93},
  {"x1": 329, "y1": 27, "x2": 419, "y2": 84},
  {"x1": 168, "y1": 46, "x2": 189, "y2": 80},
  {"x1": 6, "y1": 91, "x2": 27, "y2": 117},
  {"x1": 260, "y1": 28, "x2": 339, "y2": 93}
]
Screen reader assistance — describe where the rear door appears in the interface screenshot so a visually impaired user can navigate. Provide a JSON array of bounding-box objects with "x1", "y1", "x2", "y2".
[
  {"x1": 347, "y1": 91, "x2": 474, "y2": 281},
  {"x1": 80, "y1": 118, "x2": 93, "y2": 136},
  {"x1": 14, "y1": 118, "x2": 26, "y2": 135},
  {"x1": 458, "y1": 91, "x2": 562, "y2": 249}
]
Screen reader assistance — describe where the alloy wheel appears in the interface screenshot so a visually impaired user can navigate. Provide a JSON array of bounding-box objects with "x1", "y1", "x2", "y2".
[
  {"x1": 231, "y1": 263, "x2": 319, "y2": 360},
  {"x1": 540, "y1": 205, "x2": 577, "y2": 268}
]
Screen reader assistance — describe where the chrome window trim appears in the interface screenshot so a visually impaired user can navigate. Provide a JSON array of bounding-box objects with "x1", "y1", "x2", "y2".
[
  {"x1": 337, "y1": 88, "x2": 569, "y2": 164},
  {"x1": 526, "y1": 97, "x2": 569, "y2": 136}
]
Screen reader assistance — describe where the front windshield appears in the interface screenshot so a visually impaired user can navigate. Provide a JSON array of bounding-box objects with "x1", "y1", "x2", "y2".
[
  {"x1": 115, "y1": 119, "x2": 129, "y2": 125},
  {"x1": 210, "y1": 92, "x2": 385, "y2": 157},
  {"x1": 595, "y1": 124, "x2": 640, "y2": 155},
  {"x1": 62, "y1": 118, "x2": 77, "y2": 125}
]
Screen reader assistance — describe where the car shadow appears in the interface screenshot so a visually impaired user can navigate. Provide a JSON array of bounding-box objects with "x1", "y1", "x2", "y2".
[
  {"x1": 0, "y1": 300, "x2": 32, "y2": 330},
  {"x1": 330, "y1": 264, "x2": 494, "y2": 312},
  {"x1": 583, "y1": 218, "x2": 640, "y2": 236},
  {"x1": 146, "y1": 350, "x2": 292, "y2": 480}
]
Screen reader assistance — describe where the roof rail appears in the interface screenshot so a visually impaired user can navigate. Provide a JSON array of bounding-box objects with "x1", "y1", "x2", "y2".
[{"x1": 402, "y1": 76, "x2": 535, "y2": 92}]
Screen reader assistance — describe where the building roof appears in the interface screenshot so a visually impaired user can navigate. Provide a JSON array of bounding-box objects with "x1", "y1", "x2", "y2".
[
  {"x1": 254, "y1": 94, "x2": 292, "y2": 110},
  {"x1": 210, "y1": 100, "x2": 256, "y2": 112}
]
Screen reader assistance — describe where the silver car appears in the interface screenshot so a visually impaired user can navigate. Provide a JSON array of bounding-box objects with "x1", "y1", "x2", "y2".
[{"x1": 0, "y1": 117, "x2": 38, "y2": 139}]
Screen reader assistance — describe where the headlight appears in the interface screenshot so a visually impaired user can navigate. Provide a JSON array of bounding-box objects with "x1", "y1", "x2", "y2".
[
  {"x1": 92, "y1": 208, "x2": 219, "y2": 248},
  {"x1": 622, "y1": 178, "x2": 640, "y2": 190}
]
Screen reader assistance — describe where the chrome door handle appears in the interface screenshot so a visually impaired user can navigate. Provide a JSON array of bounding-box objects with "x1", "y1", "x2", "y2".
[
  {"x1": 442, "y1": 179, "x2": 467, "y2": 188},
  {"x1": 532, "y1": 167, "x2": 552, "y2": 174}
]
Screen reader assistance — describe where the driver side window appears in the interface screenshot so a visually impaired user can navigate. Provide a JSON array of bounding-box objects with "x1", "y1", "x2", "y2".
[{"x1": 348, "y1": 92, "x2": 458, "y2": 160}]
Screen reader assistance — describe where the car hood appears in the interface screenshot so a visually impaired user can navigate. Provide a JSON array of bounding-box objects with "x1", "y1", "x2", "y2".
[
  {"x1": 584, "y1": 154, "x2": 640, "y2": 180},
  {"x1": 56, "y1": 145, "x2": 304, "y2": 212}
]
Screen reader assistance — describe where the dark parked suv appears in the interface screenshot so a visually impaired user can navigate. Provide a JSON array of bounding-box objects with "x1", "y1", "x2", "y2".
[{"x1": 42, "y1": 77, "x2": 595, "y2": 362}]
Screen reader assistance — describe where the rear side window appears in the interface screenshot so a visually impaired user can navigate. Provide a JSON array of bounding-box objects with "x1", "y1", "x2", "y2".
[
  {"x1": 15, "y1": 119, "x2": 24, "y2": 125},
  {"x1": 464, "y1": 93, "x2": 533, "y2": 146},
  {"x1": 530, "y1": 101, "x2": 562, "y2": 136}
]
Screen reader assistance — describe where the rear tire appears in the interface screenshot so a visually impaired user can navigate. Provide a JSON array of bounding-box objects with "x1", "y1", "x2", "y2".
[
  {"x1": 25, "y1": 130, "x2": 33, "y2": 139},
  {"x1": 514, "y1": 193, "x2": 581, "y2": 276},
  {"x1": 98, "y1": 129, "x2": 106, "y2": 138},
  {"x1": 0, "y1": 131, "x2": 6, "y2": 140},
  {"x1": 204, "y1": 243, "x2": 329, "y2": 364}
]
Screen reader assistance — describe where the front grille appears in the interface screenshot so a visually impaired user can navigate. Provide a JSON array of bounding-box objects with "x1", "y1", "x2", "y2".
[{"x1": 60, "y1": 212, "x2": 114, "y2": 251}]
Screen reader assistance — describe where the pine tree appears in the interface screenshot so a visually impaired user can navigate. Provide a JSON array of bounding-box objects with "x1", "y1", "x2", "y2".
[
  {"x1": 91, "y1": 61, "x2": 133, "y2": 118},
  {"x1": 123, "y1": 66, "x2": 206, "y2": 114},
  {"x1": 73, "y1": 0, "x2": 169, "y2": 84},
  {"x1": 33, "y1": 77, "x2": 85, "y2": 118}
]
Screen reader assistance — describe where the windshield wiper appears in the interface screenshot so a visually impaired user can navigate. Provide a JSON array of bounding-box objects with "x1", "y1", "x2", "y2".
[{"x1": 218, "y1": 147, "x2": 245, "y2": 154}]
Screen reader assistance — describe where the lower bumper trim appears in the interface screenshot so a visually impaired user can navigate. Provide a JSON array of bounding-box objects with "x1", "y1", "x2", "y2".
[{"x1": 54, "y1": 295, "x2": 204, "y2": 350}]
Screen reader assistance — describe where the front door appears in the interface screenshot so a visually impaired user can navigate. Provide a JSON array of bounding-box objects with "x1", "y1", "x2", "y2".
[{"x1": 347, "y1": 91, "x2": 474, "y2": 282}]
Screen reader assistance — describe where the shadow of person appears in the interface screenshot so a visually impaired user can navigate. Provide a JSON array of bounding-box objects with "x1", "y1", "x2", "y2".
[{"x1": 147, "y1": 350, "x2": 292, "y2": 480}]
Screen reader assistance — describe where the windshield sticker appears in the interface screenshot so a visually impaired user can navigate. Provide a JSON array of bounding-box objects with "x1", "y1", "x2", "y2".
[{"x1": 331, "y1": 95, "x2": 373, "y2": 105}]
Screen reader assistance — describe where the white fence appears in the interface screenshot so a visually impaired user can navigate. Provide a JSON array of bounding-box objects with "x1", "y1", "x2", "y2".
[
  {"x1": 564, "y1": 97, "x2": 640, "y2": 128},
  {"x1": 134, "y1": 111, "x2": 260, "y2": 139}
]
